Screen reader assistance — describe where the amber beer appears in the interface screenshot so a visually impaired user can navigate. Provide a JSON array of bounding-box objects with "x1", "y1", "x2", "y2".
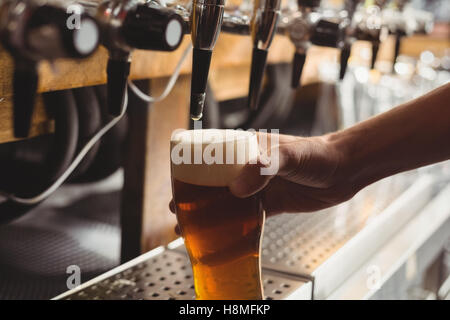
[{"x1": 170, "y1": 129, "x2": 264, "y2": 300}]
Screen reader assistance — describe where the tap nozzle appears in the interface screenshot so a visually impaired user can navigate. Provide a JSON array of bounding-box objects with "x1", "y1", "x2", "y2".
[
  {"x1": 248, "y1": 48, "x2": 269, "y2": 110},
  {"x1": 392, "y1": 31, "x2": 403, "y2": 73},
  {"x1": 339, "y1": 44, "x2": 351, "y2": 80},
  {"x1": 248, "y1": 0, "x2": 281, "y2": 110},
  {"x1": 190, "y1": 48, "x2": 213, "y2": 120},
  {"x1": 189, "y1": 0, "x2": 225, "y2": 120},
  {"x1": 291, "y1": 49, "x2": 307, "y2": 88},
  {"x1": 371, "y1": 40, "x2": 380, "y2": 69},
  {"x1": 106, "y1": 52, "x2": 131, "y2": 116},
  {"x1": 96, "y1": 0, "x2": 185, "y2": 116}
]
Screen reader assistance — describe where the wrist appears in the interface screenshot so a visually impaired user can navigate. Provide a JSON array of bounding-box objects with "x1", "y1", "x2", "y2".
[{"x1": 324, "y1": 130, "x2": 367, "y2": 194}]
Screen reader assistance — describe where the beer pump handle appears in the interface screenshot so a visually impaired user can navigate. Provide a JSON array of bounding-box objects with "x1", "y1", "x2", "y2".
[
  {"x1": 107, "y1": 57, "x2": 131, "y2": 116},
  {"x1": 12, "y1": 59, "x2": 38, "y2": 138},
  {"x1": 291, "y1": 50, "x2": 306, "y2": 88},
  {"x1": 248, "y1": 48, "x2": 268, "y2": 110},
  {"x1": 123, "y1": 5, "x2": 184, "y2": 51},
  {"x1": 310, "y1": 20, "x2": 343, "y2": 48},
  {"x1": 339, "y1": 44, "x2": 351, "y2": 80}
]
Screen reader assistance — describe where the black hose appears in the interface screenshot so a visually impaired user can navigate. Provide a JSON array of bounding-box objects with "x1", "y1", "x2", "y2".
[
  {"x1": 0, "y1": 89, "x2": 79, "y2": 223},
  {"x1": 73, "y1": 84, "x2": 129, "y2": 182},
  {"x1": 69, "y1": 86, "x2": 102, "y2": 181}
]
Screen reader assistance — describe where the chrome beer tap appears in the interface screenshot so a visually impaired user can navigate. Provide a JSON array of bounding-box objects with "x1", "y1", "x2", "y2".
[
  {"x1": 339, "y1": 0, "x2": 387, "y2": 72},
  {"x1": 282, "y1": 0, "x2": 345, "y2": 88},
  {"x1": 382, "y1": 0, "x2": 410, "y2": 72},
  {"x1": 93, "y1": 0, "x2": 185, "y2": 116},
  {"x1": 382, "y1": 0, "x2": 433, "y2": 73},
  {"x1": 339, "y1": 0, "x2": 362, "y2": 80},
  {"x1": 285, "y1": 0, "x2": 320, "y2": 88},
  {"x1": 0, "y1": 0, "x2": 100, "y2": 137},
  {"x1": 189, "y1": 0, "x2": 225, "y2": 120},
  {"x1": 248, "y1": 0, "x2": 282, "y2": 110}
]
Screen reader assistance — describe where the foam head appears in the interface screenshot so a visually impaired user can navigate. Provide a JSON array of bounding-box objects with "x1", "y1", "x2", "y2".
[{"x1": 170, "y1": 129, "x2": 258, "y2": 187}]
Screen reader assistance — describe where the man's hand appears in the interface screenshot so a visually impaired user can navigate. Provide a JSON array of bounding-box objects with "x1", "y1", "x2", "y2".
[{"x1": 228, "y1": 133, "x2": 356, "y2": 216}]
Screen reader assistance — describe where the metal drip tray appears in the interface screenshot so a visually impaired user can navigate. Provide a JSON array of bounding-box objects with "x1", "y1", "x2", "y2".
[
  {"x1": 55, "y1": 172, "x2": 442, "y2": 300},
  {"x1": 55, "y1": 249, "x2": 312, "y2": 300},
  {"x1": 261, "y1": 174, "x2": 436, "y2": 298}
]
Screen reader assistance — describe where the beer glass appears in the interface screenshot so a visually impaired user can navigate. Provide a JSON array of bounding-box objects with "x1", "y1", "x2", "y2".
[{"x1": 170, "y1": 129, "x2": 264, "y2": 300}]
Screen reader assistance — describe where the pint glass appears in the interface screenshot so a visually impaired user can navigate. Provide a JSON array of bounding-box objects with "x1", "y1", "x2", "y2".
[{"x1": 170, "y1": 129, "x2": 264, "y2": 300}]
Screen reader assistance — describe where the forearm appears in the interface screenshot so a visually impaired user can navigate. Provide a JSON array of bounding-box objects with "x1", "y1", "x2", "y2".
[{"x1": 329, "y1": 83, "x2": 450, "y2": 191}]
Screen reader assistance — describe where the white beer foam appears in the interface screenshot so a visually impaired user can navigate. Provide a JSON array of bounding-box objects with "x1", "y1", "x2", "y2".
[{"x1": 170, "y1": 129, "x2": 258, "y2": 187}]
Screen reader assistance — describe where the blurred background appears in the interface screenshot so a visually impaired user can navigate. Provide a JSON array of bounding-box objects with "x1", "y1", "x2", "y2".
[{"x1": 0, "y1": 0, "x2": 448, "y2": 299}]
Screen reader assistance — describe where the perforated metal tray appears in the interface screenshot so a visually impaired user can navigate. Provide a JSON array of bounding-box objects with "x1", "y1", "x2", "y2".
[
  {"x1": 55, "y1": 172, "x2": 438, "y2": 300},
  {"x1": 55, "y1": 249, "x2": 312, "y2": 300},
  {"x1": 260, "y1": 174, "x2": 436, "y2": 298}
]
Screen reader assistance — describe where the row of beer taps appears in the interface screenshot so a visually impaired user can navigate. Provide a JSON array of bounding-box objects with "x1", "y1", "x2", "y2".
[{"x1": 0, "y1": 0, "x2": 434, "y2": 139}]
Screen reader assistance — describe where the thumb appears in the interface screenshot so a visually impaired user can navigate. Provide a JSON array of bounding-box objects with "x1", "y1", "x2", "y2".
[{"x1": 229, "y1": 157, "x2": 273, "y2": 198}]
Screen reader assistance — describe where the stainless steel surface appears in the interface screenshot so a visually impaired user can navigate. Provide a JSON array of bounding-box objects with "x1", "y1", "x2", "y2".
[
  {"x1": 262, "y1": 174, "x2": 436, "y2": 299},
  {"x1": 328, "y1": 183, "x2": 450, "y2": 299},
  {"x1": 251, "y1": 0, "x2": 281, "y2": 50},
  {"x1": 190, "y1": 0, "x2": 224, "y2": 50},
  {"x1": 94, "y1": 0, "x2": 133, "y2": 52},
  {"x1": 55, "y1": 249, "x2": 312, "y2": 300}
]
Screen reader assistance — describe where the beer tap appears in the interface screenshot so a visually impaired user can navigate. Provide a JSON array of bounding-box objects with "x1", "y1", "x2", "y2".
[
  {"x1": 368, "y1": 0, "x2": 388, "y2": 69},
  {"x1": 285, "y1": 0, "x2": 318, "y2": 88},
  {"x1": 93, "y1": 0, "x2": 185, "y2": 116},
  {"x1": 0, "y1": 0, "x2": 100, "y2": 138},
  {"x1": 340, "y1": 0, "x2": 386, "y2": 75},
  {"x1": 189, "y1": 0, "x2": 225, "y2": 120},
  {"x1": 284, "y1": 0, "x2": 345, "y2": 88},
  {"x1": 248, "y1": 0, "x2": 281, "y2": 110},
  {"x1": 382, "y1": 0, "x2": 433, "y2": 73},
  {"x1": 391, "y1": 1, "x2": 409, "y2": 71},
  {"x1": 339, "y1": 0, "x2": 362, "y2": 80}
]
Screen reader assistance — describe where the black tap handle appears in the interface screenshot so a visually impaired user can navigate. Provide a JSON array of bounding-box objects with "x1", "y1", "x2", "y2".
[
  {"x1": 123, "y1": 5, "x2": 184, "y2": 51},
  {"x1": 190, "y1": 48, "x2": 212, "y2": 120},
  {"x1": 310, "y1": 19, "x2": 342, "y2": 48},
  {"x1": 248, "y1": 48, "x2": 268, "y2": 111},
  {"x1": 298, "y1": 0, "x2": 321, "y2": 7},
  {"x1": 62, "y1": 15, "x2": 99, "y2": 58},
  {"x1": 12, "y1": 60, "x2": 38, "y2": 138},
  {"x1": 107, "y1": 58, "x2": 131, "y2": 116},
  {"x1": 371, "y1": 41, "x2": 380, "y2": 69},
  {"x1": 30, "y1": 5, "x2": 99, "y2": 59},
  {"x1": 339, "y1": 44, "x2": 351, "y2": 80},
  {"x1": 291, "y1": 51, "x2": 307, "y2": 88}
]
